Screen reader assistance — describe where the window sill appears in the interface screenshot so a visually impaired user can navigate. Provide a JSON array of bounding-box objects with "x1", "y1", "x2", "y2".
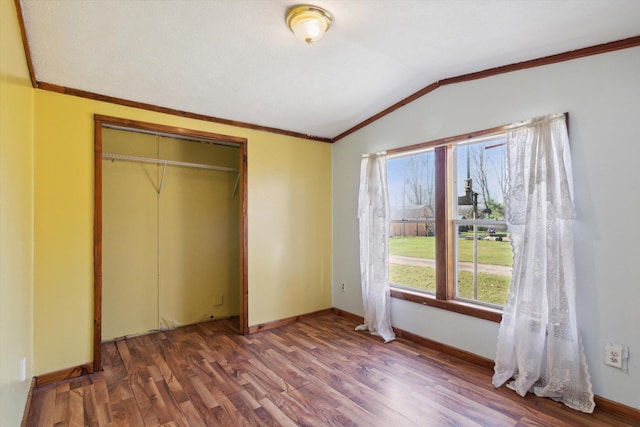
[{"x1": 390, "y1": 288, "x2": 503, "y2": 323}]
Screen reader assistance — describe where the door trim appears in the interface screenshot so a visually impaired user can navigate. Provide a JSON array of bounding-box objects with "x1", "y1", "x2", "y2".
[{"x1": 93, "y1": 114, "x2": 249, "y2": 371}]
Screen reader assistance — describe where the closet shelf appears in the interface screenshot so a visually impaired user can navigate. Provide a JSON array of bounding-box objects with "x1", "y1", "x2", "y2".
[
  {"x1": 102, "y1": 153, "x2": 239, "y2": 173},
  {"x1": 103, "y1": 152, "x2": 240, "y2": 196}
]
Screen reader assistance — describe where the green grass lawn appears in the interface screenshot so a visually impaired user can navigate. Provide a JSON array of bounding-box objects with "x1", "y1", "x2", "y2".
[
  {"x1": 389, "y1": 236, "x2": 513, "y2": 266},
  {"x1": 389, "y1": 236, "x2": 512, "y2": 306},
  {"x1": 389, "y1": 264, "x2": 510, "y2": 306},
  {"x1": 390, "y1": 263, "x2": 437, "y2": 292}
]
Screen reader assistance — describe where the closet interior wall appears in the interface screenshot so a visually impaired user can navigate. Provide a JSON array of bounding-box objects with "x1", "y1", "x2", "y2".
[{"x1": 102, "y1": 128, "x2": 240, "y2": 341}]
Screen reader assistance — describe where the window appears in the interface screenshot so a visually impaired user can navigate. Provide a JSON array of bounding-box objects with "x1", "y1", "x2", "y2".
[
  {"x1": 387, "y1": 132, "x2": 512, "y2": 319},
  {"x1": 388, "y1": 149, "x2": 437, "y2": 293},
  {"x1": 453, "y1": 137, "x2": 511, "y2": 307}
]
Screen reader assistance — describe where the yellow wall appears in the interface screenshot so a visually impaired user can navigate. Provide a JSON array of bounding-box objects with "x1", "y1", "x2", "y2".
[
  {"x1": 102, "y1": 130, "x2": 241, "y2": 339},
  {"x1": 158, "y1": 137, "x2": 241, "y2": 327},
  {"x1": 102, "y1": 130, "x2": 160, "y2": 339},
  {"x1": 33, "y1": 90, "x2": 332, "y2": 374},
  {"x1": 248, "y1": 135, "x2": 332, "y2": 324},
  {"x1": 0, "y1": 0, "x2": 34, "y2": 424}
]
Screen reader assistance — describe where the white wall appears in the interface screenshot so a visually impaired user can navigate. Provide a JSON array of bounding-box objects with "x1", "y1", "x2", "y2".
[{"x1": 332, "y1": 47, "x2": 640, "y2": 409}]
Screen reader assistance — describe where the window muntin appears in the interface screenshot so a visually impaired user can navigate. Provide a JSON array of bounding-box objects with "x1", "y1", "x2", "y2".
[{"x1": 387, "y1": 135, "x2": 513, "y2": 309}]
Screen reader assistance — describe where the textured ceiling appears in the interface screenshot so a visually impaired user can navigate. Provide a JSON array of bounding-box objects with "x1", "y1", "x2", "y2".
[{"x1": 19, "y1": 0, "x2": 640, "y2": 140}]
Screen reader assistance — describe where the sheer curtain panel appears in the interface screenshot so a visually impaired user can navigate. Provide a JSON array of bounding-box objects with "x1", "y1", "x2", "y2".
[
  {"x1": 492, "y1": 113, "x2": 595, "y2": 413},
  {"x1": 356, "y1": 153, "x2": 395, "y2": 343}
]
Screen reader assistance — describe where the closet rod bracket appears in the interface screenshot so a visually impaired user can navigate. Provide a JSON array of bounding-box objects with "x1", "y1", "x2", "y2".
[{"x1": 159, "y1": 162, "x2": 167, "y2": 194}]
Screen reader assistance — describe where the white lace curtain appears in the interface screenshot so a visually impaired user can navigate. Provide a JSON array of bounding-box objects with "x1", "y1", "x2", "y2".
[
  {"x1": 492, "y1": 113, "x2": 595, "y2": 413},
  {"x1": 356, "y1": 153, "x2": 395, "y2": 343}
]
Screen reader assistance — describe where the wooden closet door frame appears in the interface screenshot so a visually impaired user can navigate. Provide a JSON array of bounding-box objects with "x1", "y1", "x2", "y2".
[{"x1": 93, "y1": 114, "x2": 249, "y2": 371}]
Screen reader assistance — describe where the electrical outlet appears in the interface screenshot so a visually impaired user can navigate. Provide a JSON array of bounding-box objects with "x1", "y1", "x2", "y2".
[
  {"x1": 605, "y1": 344, "x2": 622, "y2": 368},
  {"x1": 605, "y1": 343, "x2": 628, "y2": 371},
  {"x1": 340, "y1": 282, "x2": 346, "y2": 292}
]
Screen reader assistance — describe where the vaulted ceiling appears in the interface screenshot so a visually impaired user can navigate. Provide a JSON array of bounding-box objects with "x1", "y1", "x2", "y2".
[{"x1": 18, "y1": 0, "x2": 640, "y2": 140}]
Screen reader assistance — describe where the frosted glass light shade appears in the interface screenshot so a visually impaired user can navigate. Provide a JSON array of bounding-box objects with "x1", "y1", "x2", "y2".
[{"x1": 286, "y1": 5, "x2": 333, "y2": 45}]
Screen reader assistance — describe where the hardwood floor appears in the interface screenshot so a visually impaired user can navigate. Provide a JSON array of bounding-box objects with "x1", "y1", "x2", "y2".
[{"x1": 25, "y1": 314, "x2": 634, "y2": 426}]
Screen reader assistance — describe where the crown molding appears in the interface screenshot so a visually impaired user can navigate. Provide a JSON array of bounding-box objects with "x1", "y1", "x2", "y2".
[
  {"x1": 12, "y1": 2, "x2": 639, "y2": 144},
  {"x1": 332, "y1": 35, "x2": 640, "y2": 142}
]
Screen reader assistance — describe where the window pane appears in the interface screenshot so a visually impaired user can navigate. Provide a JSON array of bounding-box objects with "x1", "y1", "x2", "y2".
[
  {"x1": 389, "y1": 229, "x2": 436, "y2": 292},
  {"x1": 455, "y1": 223, "x2": 512, "y2": 306},
  {"x1": 454, "y1": 138, "x2": 511, "y2": 307},
  {"x1": 456, "y1": 138, "x2": 506, "y2": 221},
  {"x1": 387, "y1": 150, "x2": 436, "y2": 293}
]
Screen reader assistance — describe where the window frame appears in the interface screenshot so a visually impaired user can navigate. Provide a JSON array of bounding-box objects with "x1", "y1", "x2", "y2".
[{"x1": 387, "y1": 124, "x2": 512, "y2": 323}]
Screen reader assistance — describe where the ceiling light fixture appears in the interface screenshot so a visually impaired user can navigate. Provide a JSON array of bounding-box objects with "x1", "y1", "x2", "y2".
[{"x1": 285, "y1": 5, "x2": 333, "y2": 45}]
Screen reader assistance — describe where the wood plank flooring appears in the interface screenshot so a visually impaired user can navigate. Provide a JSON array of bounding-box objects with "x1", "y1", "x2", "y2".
[{"x1": 25, "y1": 314, "x2": 635, "y2": 426}]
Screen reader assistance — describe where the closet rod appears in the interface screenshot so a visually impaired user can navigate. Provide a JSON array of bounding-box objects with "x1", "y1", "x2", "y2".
[{"x1": 102, "y1": 153, "x2": 239, "y2": 173}]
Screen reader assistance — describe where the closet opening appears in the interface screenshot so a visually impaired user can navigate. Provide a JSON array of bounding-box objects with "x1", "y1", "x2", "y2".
[{"x1": 93, "y1": 114, "x2": 248, "y2": 371}]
